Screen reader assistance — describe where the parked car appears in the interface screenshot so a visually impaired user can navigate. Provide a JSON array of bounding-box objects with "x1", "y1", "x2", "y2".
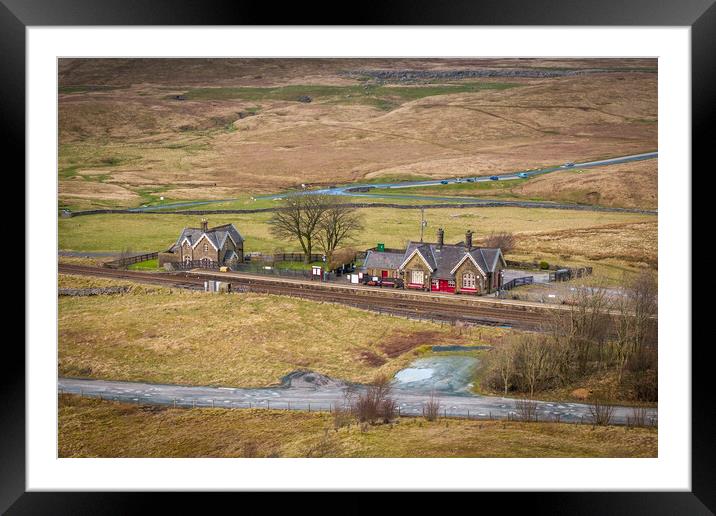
[
  {"x1": 563, "y1": 162, "x2": 575, "y2": 168},
  {"x1": 380, "y1": 278, "x2": 404, "y2": 289},
  {"x1": 466, "y1": 177, "x2": 475, "y2": 182},
  {"x1": 517, "y1": 172, "x2": 529, "y2": 178},
  {"x1": 362, "y1": 276, "x2": 404, "y2": 288},
  {"x1": 363, "y1": 276, "x2": 381, "y2": 286},
  {"x1": 489, "y1": 176, "x2": 499, "y2": 181},
  {"x1": 440, "y1": 180, "x2": 449, "y2": 185}
]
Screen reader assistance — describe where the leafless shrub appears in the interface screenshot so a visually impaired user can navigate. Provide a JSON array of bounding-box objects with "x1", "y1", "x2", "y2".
[
  {"x1": 118, "y1": 247, "x2": 134, "y2": 269},
  {"x1": 623, "y1": 368, "x2": 658, "y2": 402},
  {"x1": 627, "y1": 406, "x2": 649, "y2": 428},
  {"x1": 588, "y1": 395, "x2": 615, "y2": 426},
  {"x1": 423, "y1": 392, "x2": 441, "y2": 422},
  {"x1": 352, "y1": 392, "x2": 378, "y2": 423},
  {"x1": 351, "y1": 374, "x2": 396, "y2": 424},
  {"x1": 482, "y1": 231, "x2": 516, "y2": 253},
  {"x1": 515, "y1": 399, "x2": 538, "y2": 422},
  {"x1": 380, "y1": 397, "x2": 397, "y2": 424}
]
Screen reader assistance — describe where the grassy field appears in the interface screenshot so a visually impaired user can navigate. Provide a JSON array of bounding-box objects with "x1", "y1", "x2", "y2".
[
  {"x1": 183, "y1": 82, "x2": 520, "y2": 105},
  {"x1": 58, "y1": 206, "x2": 657, "y2": 277},
  {"x1": 58, "y1": 274, "x2": 506, "y2": 387},
  {"x1": 127, "y1": 258, "x2": 159, "y2": 270},
  {"x1": 372, "y1": 178, "x2": 529, "y2": 195},
  {"x1": 58, "y1": 394, "x2": 658, "y2": 458},
  {"x1": 58, "y1": 58, "x2": 657, "y2": 207}
]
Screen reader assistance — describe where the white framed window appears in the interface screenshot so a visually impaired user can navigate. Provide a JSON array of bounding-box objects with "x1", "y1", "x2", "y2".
[
  {"x1": 411, "y1": 270, "x2": 424, "y2": 285},
  {"x1": 184, "y1": 255, "x2": 191, "y2": 264},
  {"x1": 204, "y1": 243, "x2": 209, "y2": 253},
  {"x1": 462, "y1": 271, "x2": 476, "y2": 289}
]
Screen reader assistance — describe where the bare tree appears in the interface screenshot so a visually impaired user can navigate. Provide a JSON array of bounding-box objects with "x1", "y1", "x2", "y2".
[
  {"x1": 550, "y1": 282, "x2": 613, "y2": 375},
  {"x1": 316, "y1": 202, "x2": 364, "y2": 268},
  {"x1": 612, "y1": 271, "x2": 658, "y2": 383},
  {"x1": 495, "y1": 342, "x2": 515, "y2": 396},
  {"x1": 267, "y1": 194, "x2": 330, "y2": 263},
  {"x1": 515, "y1": 334, "x2": 550, "y2": 397},
  {"x1": 482, "y1": 231, "x2": 516, "y2": 253}
]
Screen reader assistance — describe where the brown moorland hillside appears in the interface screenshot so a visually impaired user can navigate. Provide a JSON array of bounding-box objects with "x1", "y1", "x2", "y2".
[
  {"x1": 510, "y1": 159, "x2": 657, "y2": 209},
  {"x1": 58, "y1": 58, "x2": 657, "y2": 208}
]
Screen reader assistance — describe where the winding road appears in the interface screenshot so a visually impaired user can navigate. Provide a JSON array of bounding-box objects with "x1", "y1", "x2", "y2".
[
  {"x1": 126, "y1": 151, "x2": 657, "y2": 213},
  {"x1": 258, "y1": 151, "x2": 658, "y2": 201}
]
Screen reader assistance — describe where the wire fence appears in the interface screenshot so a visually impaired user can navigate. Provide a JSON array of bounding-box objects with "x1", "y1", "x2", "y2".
[
  {"x1": 104, "y1": 252, "x2": 159, "y2": 269},
  {"x1": 59, "y1": 389, "x2": 657, "y2": 428}
]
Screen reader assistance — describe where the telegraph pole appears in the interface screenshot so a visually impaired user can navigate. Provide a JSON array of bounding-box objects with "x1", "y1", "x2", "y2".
[{"x1": 420, "y1": 208, "x2": 427, "y2": 242}]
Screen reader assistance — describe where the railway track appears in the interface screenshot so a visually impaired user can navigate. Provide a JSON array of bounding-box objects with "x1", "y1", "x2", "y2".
[{"x1": 59, "y1": 264, "x2": 557, "y2": 330}]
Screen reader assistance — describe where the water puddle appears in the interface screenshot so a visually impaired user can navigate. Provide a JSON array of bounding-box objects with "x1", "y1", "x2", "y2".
[{"x1": 394, "y1": 368, "x2": 434, "y2": 383}]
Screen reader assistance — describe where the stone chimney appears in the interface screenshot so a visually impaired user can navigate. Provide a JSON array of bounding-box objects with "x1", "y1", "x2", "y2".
[
  {"x1": 201, "y1": 219, "x2": 209, "y2": 233},
  {"x1": 465, "y1": 230, "x2": 473, "y2": 249},
  {"x1": 437, "y1": 227, "x2": 444, "y2": 248}
]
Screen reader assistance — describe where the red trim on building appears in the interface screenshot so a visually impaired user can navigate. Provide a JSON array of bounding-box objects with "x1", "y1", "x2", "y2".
[{"x1": 431, "y1": 279, "x2": 456, "y2": 293}]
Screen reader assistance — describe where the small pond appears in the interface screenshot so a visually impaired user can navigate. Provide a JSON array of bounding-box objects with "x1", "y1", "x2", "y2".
[{"x1": 392, "y1": 355, "x2": 480, "y2": 394}]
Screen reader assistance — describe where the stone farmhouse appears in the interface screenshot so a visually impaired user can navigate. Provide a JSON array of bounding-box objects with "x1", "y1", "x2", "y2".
[
  {"x1": 161, "y1": 219, "x2": 244, "y2": 268},
  {"x1": 362, "y1": 228, "x2": 505, "y2": 294}
]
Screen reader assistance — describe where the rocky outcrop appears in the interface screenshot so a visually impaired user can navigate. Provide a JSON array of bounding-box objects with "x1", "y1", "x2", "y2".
[
  {"x1": 280, "y1": 370, "x2": 347, "y2": 389},
  {"x1": 342, "y1": 68, "x2": 626, "y2": 82}
]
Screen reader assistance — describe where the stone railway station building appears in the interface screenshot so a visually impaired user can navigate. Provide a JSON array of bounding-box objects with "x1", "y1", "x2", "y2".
[{"x1": 362, "y1": 228, "x2": 505, "y2": 295}]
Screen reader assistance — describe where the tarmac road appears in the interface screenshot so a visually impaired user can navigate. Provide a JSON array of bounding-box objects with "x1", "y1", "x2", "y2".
[
  {"x1": 119, "y1": 151, "x2": 657, "y2": 214},
  {"x1": 258, "y1": 151, "x2": 658, "y2": 201},
  {"x1": 58, "y1": 376, "x2": 657, "y2": 425}
]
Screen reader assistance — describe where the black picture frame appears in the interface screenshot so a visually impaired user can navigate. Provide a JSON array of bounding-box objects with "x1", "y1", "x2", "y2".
[{"x1": 6, "y1": 0, "x2": 710, "y2": 512}]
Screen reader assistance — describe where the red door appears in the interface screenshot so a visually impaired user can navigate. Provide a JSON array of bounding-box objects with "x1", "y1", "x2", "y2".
[
  {"x1": 437, "y1": 279, "x2": 456, "y2": 293},
  {"x1": 381, "y1": 270, "x2": 388, "y2": 278}
]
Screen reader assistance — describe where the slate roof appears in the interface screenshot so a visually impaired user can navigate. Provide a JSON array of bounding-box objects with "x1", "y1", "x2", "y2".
[
  {"x1": 362, "y1": 250, "x2": 405, "y2": 270},
  {"x1": 399, "y1": 241, "x2": 504, "y2": 280},
  {"x1": 170, "y1": 223, "x2": 243, "y2": 252}
]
